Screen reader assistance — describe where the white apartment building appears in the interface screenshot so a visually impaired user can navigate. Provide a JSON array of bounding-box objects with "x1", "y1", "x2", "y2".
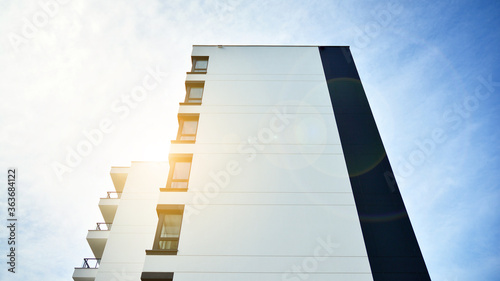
[{"x1": 73, "y1": 46, "x2": 430, "y2": 281}]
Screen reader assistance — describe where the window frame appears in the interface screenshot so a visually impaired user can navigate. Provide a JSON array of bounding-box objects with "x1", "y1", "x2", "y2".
[
  {"x1": 181, "y1": 82, "x2": 204, "y2": 105},
  {"x1": 162, "y1": 154, "x2": 192, "y2": 192},
  {"x1": 147, "y1": 205, "x2": 184, "y2": 256},
  {"x1": 172, "y1": 114, "x2": 199, "y2": 144},
  {"x1": 189, "y1": 56, "x2": 209, "y2": 74}
]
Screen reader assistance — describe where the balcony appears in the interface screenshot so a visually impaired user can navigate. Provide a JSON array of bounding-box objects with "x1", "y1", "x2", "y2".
[
  {"x1": 99, "y1": 192, "x2": 121, "y2": 223},
  {"x1": 86, "y1": 223, "x2": 111, "y2": 259},
  {"x1": 110, "y1": 166, "x2": 129, "y2": 192},
  {"x1": 72, "y1": 258, "x2": 100, "y2": 281}
]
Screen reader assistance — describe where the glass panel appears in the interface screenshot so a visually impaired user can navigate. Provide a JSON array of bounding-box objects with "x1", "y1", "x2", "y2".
[
  {"x1": 181, "y1": 121, "x2": 198, "y2": 135},
  {"x1": 189, "y1": 87, "x2": 203, "y2": 99},
  {"x1": 171, "y1": 182, "x2": 188, "y2": 189},
  {"x1": 180, "y1": 136, "x2": 195, "y2": 141},
  {"x1": 194, "y1": 60, "x2": 207, "y2": 70},
  {"x1": 160, "y1": 214, "x2": 182, "y2": 237},
  {"x1": 159, "y1": 240, "x2": 179, "y2": 250},
  {"x1": 172, "y1": 162, "x2": 191, "y2": 179}
]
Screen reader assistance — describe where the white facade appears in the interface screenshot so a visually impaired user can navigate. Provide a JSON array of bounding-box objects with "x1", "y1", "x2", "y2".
[
  {"x1": 74, "y1": 46, "x2": 373, "y2": 281},
  {"x1": 73, "y1": 162, "x2": 169, "y2": 281}
]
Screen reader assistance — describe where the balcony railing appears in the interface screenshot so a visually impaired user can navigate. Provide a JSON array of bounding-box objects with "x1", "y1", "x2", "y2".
[
  {"x1": 94, "y1": 222, "x2": 112, "y2": 231},
  {"x1": 104, "y1": 191, "x2": 122, "y2": 199},
  {"x1": 78, "y1": 258, "x2": 100, "y2": 269}
]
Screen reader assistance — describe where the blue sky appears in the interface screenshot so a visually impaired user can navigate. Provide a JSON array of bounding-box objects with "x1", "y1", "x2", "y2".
[{"x1": 0, "y1": 0, "x2": 499, "y2": 280}]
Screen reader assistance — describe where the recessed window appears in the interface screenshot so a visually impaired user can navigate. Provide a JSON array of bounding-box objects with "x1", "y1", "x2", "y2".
[
  {"x1": 191, "y1": 56, "x2": 208, "y2": 73},
  {"x1": 171, "y1": 162, "x2": 190, "y2": 189},
  {"x1": 163, "y1": 154, "x2": 192, "y2": 192},
  {"x1": 148, "y1": 205, "x2": 184, "y2": 256},
  {"x1": 185, "y1": 82, "x2": 204, "y2": 104},
  {"x1": 157, "y1": 212, "x2": 182, "y2": 250},
  {"x1": 176, "y1": 114, "x2": 199, "y2": 142}
]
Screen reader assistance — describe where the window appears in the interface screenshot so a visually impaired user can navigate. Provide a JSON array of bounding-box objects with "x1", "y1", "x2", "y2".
[
  {"x1": 148, "y1": 205, "x2": 184, "y2": 256},
  {"x1": 163, "y1": 154, "x2": 192, "y2": 192},
  {"x1": 157, "y1": 212, "x2": 182, "y2": 250},
  {"x1": 191, "y1": 56, "x2": 208, "y2": 73},
  {"x1": 170, "y1": 162, "x2": 190, "y2": 189},
  {"x1": 175, "y1": 114, "x2": 199, "y2": 142},
  {"x1": 184, "y1": 82, "x2": 204, "y2": 104},
  {"x1": 141, "y1": 272, "x2": 174, "y2": 281}
]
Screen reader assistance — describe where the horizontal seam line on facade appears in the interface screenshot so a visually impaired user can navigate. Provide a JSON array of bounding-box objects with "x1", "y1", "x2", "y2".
[
  {"x1": 111, "y1": 199, "x2": 354, "y2": 201},
  {"x1": 179, "y1": 143, "x2": 342, "y2": 145},
  {"x1": 103, "y1": 270, "x2": 371, "y2": 274},
  {"x1": 187, "y1": 74, "x2": 324, "y2": 76},
  {"x1": 180, "y1": 190, "x2": 352, "y2": 194},
  {"x1": 200, "y1": 73, "x2": 323, "y2": 75},
  {"x1": 182, "y1": 204, "x2": 355, "y2": 206},
  {"x1": 157, "y1": 272, "x2": 372, "y2": 274},
  {"x1": 181, "y1": 153, "x2": 345, "y2": 155},
  {"x1": 182, "y1": 113, "x2": 335, "y2": 114},
  {"x1": 148, "y1": 255, "x2": 368, "y2": 257},
  {"x1": 147, "y1": 254, "x2": 368, "y2": 258},
  {"x1": 126, "y1": 191, "x2": 354, "y2": 194},
  {"x1": 148, "y1": 272, "x2": 372, "y2": 274},
  {"x1": 184, "y1": 142, "x2": 341, "y2": 143},
  {"x1": 192, "y1": 105, "x2": 332, "y2": 107},
  {"x1": 201, "y1": 73, "x2": 323, "y2": 74},
  {"x1": 202, "y1": 80, "x2": 325, "y2": 82}
]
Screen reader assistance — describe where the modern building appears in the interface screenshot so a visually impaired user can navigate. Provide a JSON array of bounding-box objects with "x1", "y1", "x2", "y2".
[{"x1": 73, "y1": 45, "x2": 430, "y2": 281}]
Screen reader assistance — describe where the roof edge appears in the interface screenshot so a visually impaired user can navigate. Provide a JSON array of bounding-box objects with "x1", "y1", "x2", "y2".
[{"x1": 192, "y1": 45, "x2": 351, "y2": 48}]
